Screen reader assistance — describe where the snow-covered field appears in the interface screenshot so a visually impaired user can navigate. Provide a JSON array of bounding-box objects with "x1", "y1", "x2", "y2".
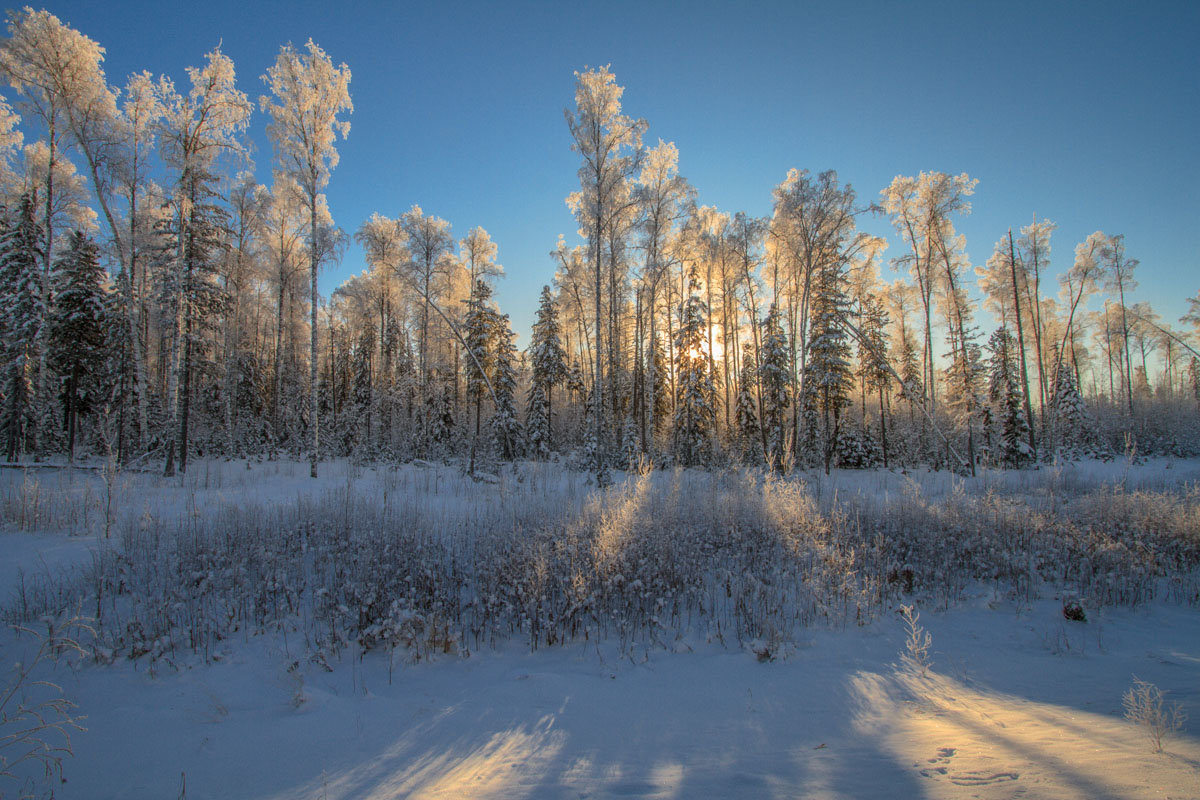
[{"x1": 2, "y1": 458, "x2": 1199, "y2": 799}]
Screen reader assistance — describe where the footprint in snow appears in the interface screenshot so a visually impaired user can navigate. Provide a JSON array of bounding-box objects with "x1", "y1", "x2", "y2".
[
  {"x1": 918, "y1": 747, "x2": 956, "y2": 778},
  {"x1": 917, "y1": 746, "x2": 1019, "y2": 787}
]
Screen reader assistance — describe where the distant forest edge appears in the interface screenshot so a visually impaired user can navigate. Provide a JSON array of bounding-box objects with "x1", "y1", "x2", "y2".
[{"x1": 0, "y1": 9, "x2": 1197, "y2": 478}]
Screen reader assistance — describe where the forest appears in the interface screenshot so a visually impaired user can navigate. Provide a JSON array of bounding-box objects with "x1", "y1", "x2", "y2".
[
  {"x1": 0, "y1": 7, "x2": 1198, "y2": 483},
  {"x1": 2, "y1": 8, "x2": 1200, "y2": 797}
]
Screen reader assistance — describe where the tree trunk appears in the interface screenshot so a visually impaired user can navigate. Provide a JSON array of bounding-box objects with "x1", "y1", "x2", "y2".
[
  {"x1": 593, "y1": 201, "x2": 607, "y2": 481},
  {"x1": 644, "y1": 280, "x2": 656, "y2": 451},
  {"x1": 117, "y1": 343, "x2": 128, "y2": 464},
  {"x1": 309, "y1": 192, "x2": 320, "y2": 478},
  {"x1": 128, "y1": 204, "x2": 150, "y2": 454},
  {"x1": 720, "y1": 275, "x2": 732, "y2": 436},
  {"x1": 35, "y1": 119, "x2": 57, "y2": 458},
  {"x1": 179, "y1": 320, "x2": 193, "y2": 474},
  {"x1": 164, "y1": 198, "x2": 187, "y2": 478},
  {"x1": 742, "y1": 263, "x2": 768, "y2": 462},
  {"x1": 274, "y1": 262, "x2": 287, "y2": 448},
  {"x1": 7, "y1": 358, "x2": 25, "y2": 462},
  {"x1": 1117, "y1": 277, "x2": 1134, "y2": 416},
  {"x1": 65, "y1": 368, "x2": 78, "y2": 462},
  {"x1": 1007, "y1": 230, "x2": 1037, "y2": 458},
  {"x1": 878, "y1": 383, "x2": 888, "y2": 468},
  {"x1": 225, "y1": 265, "x2": 241, "y2": 457}
]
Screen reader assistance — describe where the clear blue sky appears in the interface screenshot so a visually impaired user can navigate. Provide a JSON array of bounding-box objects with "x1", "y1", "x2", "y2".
[{"x1": 39, "y1": 0, "x2": 1200, "y2": 345}]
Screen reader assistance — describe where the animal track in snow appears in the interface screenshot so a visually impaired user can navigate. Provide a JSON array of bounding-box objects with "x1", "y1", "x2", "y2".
[
  {"x1": 949, "y1": 770, "x2": 1020, "y2": 786},
  {"x1": 917, "y1": 746, "x2": 957, "y2": 778},
  {"x1": 917, "y1": 746, "x2": 1019, "y2": 787}
]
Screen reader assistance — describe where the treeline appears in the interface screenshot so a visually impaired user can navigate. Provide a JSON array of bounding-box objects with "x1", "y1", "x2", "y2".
[
  {"x1": 0, "y1": 10, "x2": 1196, "y2": 476},
  {"x1": 539, "y1": 68, "x2": 1200, "y2": 479},
  {"x1": 0, "y1": 8, "x2": 351, "y2": 474}
]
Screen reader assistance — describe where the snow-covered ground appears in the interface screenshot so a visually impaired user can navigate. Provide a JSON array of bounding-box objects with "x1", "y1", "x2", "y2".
[
  {"x1": 2, "y1": 459, "x2": 1199, "y2": 799},
  {"x1": 44, "y1": 598, "x2": 1200, "y2": 800}
]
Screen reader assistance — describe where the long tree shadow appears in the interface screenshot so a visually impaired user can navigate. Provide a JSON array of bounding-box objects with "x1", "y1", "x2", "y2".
[
  {"x1": 268, "y1": 649, "x2": 930, "y2": 799},
  {"x1": 850, "y1": 666, "x2": 1200, "y2": 799},
  {"x1": 954, "y1": 605, "x2": 1200, "y2": 722}
]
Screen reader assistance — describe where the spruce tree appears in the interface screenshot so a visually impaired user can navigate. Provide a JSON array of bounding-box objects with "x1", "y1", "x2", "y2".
[
  {"x1": 897, "y1": 333, "x2": 923, "y2": 417},
  {"x1": 1000, "y1": 374, "x2": 1032, "y2": 468},
  {"x1": 350, "y1": 326, "x2": 374, "y2": 452},
  {"x1": 525, "y1": 381, "x2": 551, "y2": 459},
  {"x1": 0, "y1": 195, "x2": 44, "y2": 462},
  {"x1": 567, "y1": 361, "x2": 586, "y2": 409},
  {"x1": 759, "y1": 304, "x2": 791, "y2": 470},
  {"x1": 424, "y1": 371, "x2": 455, "y2": 458},
  {"x1": 987, "y1": 327, "x2": 1031, "y2": 468},
  {"x1": 49, "y1": 231, "x2": 109, "y2": 460},
  {"x1": 620, "y1": 412, "x2": 641, "y2": 470},
  {"x1": 1051, "y1": 358, "x2": 1092, "y2": 460},
  {"x1": 582, "y1": 385, "x2": 601, "y2": 474},
  {"x1": 943, "y1": 309, "x2": 985, "y2": 473},
  {"x1": 673, "y1": 268, "x2": 714, "y2": 467},
  {"x1": 735, "y1": 343, "x2": 761, "y2": 464},
  {"x1": 394, "y1": 329, "x2": 417, "y2": 438},
  {"x1": 490, "y1": 312, "x2": 522, "y2": 461},
  {"x1": 463, "y1": 278, "x2": 496, "y2": 470},
  {"x1": 648, "y1": 332, "x2": 670, "y2": 448},
  {"x1": 985, "y1": 327, "x2": 1010, "y2": 462},
  {"x1": 859, "y1": 295, "x2": 891, "y2": 467},
  {"x1": 527, "y1": 285, "x2": 566, "y2": 457},
  {"x1": 802, "y1": 261, "x2": 853, "y2": 474}
]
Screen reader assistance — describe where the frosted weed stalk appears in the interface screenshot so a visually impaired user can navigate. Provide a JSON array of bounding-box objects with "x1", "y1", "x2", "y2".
[
  {"x1": 898, "y1": 604, "x2": 932, "y2": 676},
  {"x1": 1123, "y1": 676, "x2": 1185, "y2": 753},
  {"x1": 0, "y1": 616, "x2": 90, "y2": 796}
]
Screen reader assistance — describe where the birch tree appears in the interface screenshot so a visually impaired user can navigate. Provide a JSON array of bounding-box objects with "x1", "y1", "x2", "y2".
[
  {"x1": 158, "y1": 47, "x2": 252, "y2": 475},
  {"x1": 1016, "y1": 217, "x2": 1056, "y2": 422},
  {"x1": 260, "y1": 39, "x2": 352, "y2": 478},
  {"x1": 565, "y1": 65, "x2": 645, "y2": 484},
  {"x1": 0, "y1": 94, "x2": 22, "y2": 198},
  {"x1": 880, "y1": 172, "x2": 976, "y2": 425},
  {"x1": 264, "y1": 173, "x2": 317, "y2": 448},
  {"x1": 775, "y1": 169, "x2": 871, "y2": 456},
  {"x1": 398, "y1": 205, "x2": 454, "y2": 404},
  {"x1": 459, "y1": 225, "x2": 501, "y2": 288},
  {"x1": 634, "y1": 139, "x2": 691, "y2": 449},
  {"x1": 1099, "y1": 234, "x2": 1138, "y2": 416},
  {"x1": 1055, "y1": 232, "x2": 1105, "y2": 395},
  {"x1": 111, "y1": 72, "x2": 167, "y2": 460},
  {"x1": 223, "y1": 173, "x2": 268, "y2": 454}
]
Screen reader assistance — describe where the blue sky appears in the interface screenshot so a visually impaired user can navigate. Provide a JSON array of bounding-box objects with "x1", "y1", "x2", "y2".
[{"x1": 39, "y1": 0, "x2": 1200, "y2": 344}]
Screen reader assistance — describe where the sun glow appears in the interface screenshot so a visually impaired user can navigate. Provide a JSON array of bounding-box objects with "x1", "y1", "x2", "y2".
[
  {"x1": 686, "y1": 324, "x2": 723, "y2": 361},
  {"x1": 681, "y1": 329, "x2": 723, "y2": 363},
  {"x1": 707, "y1": 325, "x2": 724, "y2": 361}
]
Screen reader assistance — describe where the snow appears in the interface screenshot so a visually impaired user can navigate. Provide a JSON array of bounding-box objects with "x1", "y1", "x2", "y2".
[
  {"x1": 16, "y1": 597, "x2": 1199, "y2": 799},
  {"x1": 2, "y1": 459, "x2": 1199, "y2": 798}
]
